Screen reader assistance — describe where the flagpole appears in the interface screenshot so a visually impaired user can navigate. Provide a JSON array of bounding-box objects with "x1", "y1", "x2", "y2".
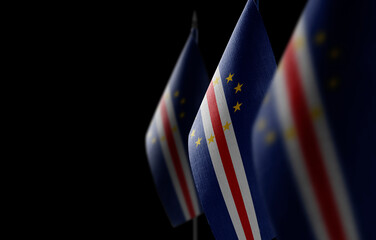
[
  {"x1": 254, "y1": 0, "x2": 259, "y2": 10},
  {"x1": 193, "y1": 217, "x2": 198, "y2": 240},
  {"x1": 192, "y1": 10, "x2": 199, "y2": 240},
  {"x1": 192, "y1": 11, "x2": 198, "y2": 43}
]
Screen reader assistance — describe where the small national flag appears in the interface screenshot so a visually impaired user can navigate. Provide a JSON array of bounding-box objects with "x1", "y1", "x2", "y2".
[
  {"x1": 188, "y1": 1, "x2": 277, "y2": 239},
  {"x1": 145, "y1": 23, "x2": 208, "y2": 226},
  {"x1": 252, "y1": 0, "x2": 376, "y2": 239}
]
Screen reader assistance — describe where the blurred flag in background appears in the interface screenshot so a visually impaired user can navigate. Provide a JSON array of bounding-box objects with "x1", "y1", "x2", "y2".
[
  {"x1": 253, "y1": 0, "x2": 376, "y2": 239},
  {"x1": 145, "y1": 22, "x2": 208, "y2": 226}
]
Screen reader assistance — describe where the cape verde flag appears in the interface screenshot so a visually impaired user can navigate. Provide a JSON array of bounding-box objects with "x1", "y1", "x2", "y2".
[
  {"x1": 253, "y1": 0, "x2": 376, "y2": 239},
  {"x1": 188, "y1": 1, "x2": 277, "y2": 239},
  {"x1": 145, "y1": 26, "x2": 208, "y2": 226}
]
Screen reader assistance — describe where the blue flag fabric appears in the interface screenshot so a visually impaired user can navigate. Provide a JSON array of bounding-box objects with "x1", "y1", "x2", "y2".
[
  {"x1": 145, "y1": 27, "x2": 208, "y2": 226},
  {"x1": 188, "y1": 1, "x2": 277, "y2": 239},
  {"x1": 253, "y1": 0, "x2": 376, "y2": 239}
]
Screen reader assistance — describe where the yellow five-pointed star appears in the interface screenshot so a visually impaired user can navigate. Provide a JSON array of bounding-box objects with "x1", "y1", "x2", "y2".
[
  {"x1": 285, "y1": 126, "x2": 296, "y2": 140},
  {"x1": 265, "y1": 131, "x2": 276, "y2": 145},
  {"x1": 190, "y1": 129, "x2": 196, "y2": 138},
  {"x1": 256, "y1": 118, "x2": 266, "y2": 131},
  {"x1": 314, "y1": 31, "x2": 326, "y2": 45},
  {"x1": 213, "y1": 77, "x2": 220, "y2": 86},
  {"x1": 294, "y1": 36, "x2": 305, "y2": 49},
  {"x1": 226, "y1": 73, "x2": 234, "y2": 83},
  {"x1": 330, "y1": 47, "x2": 340, "y2": 59},
  {"x1": 208, "y1": 135, "x2": 215, "y2": 144},
  {"x1": 311, "y1": 106, "x2": 323, "y2": 120},
  {"x1": 233, "y1": 101, "x2": 242, "y2": 112},
  {"x1": 262, "y1": 93, "x2": 270, "y2": 105},
  {"x1": 195, "y1": 137, "x2": 202, "y2": 147},
  {"x1": 234, "y1": 83, "x2": 243, "y2": 94},
  {"x1": 328, "y1": 77, "x2": 340, "y2": 89},
  {"x1": 146, "y1": 131, "x2": 152, "y2": 139},
  {"x1": 223, "y1": 121, "x2": 231, "y2": 131}
]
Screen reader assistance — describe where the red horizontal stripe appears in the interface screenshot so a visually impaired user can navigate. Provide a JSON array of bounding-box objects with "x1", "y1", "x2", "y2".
[
  {"x1": 206, "y1": 82, "x2": 254, "y2": 240},
  {"x1": 283, "y1": 42, "x2": 346, "y2": 240},
  {"x1": 160, "y1": 99, "x2": 195, "y2": 219}
]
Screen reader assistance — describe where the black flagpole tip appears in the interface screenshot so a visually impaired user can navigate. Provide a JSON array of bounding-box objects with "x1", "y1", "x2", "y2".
[{"x1": 192, "y1": 11, "x2": 198, "y2": 29}]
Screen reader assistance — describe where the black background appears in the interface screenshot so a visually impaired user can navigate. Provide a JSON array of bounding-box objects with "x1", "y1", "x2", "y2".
[{"x1": 63, "y1": 0, "x2": 307, "y2": 238}]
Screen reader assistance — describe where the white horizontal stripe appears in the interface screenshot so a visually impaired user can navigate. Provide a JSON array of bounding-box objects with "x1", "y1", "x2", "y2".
[
  {"x1": 155, "y1": 105, "x2": 189, "y2": 220},
  {"x1": 273, "y1": 64, "x2": 329, "y2": 240},
  {"x1": 293, "y1": 22, "x2": 359, "y2": 240},
  {"x1": 213, "y1": 68, "x2": 261, "y2": 240},
  {"x1": 164, "y1": 87, "x2": 201, "y2": 215},
  {"x1": 200, "y1": 94, "x2": 246, "y2": 240}
]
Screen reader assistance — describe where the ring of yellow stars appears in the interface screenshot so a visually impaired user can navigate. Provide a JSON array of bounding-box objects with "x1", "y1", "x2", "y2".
[
  {"x1": 180, "y1": 112, "x2": 185, "y2": 119},
  {"x1": 172, "y1": 125, "x2": 178, "y2": 132},
  {"x1": 265, "y1": 131, "x2": 276, "y2": 145},
  {"x1": 234, "y1": 83, "x2": 243, "y2": 94},
  {"x1": 226, "y1": 73, "x2": 234, "y2": 84},
  {"x1": 195, "y1": 137, "x2": 202, "y2": 147},
  {"x1": 190, "y1": 129, "x2": 196, "y2": 138},
  {"x1": 174, "y1": 90, "x2": 180, "y2": 97},
  {"x1": 223, "y1": 121, "x2": 231, "y2": 131},
  {"x1": 314, "y1": 31, "x2": 326, "y2": 45},
  {"x1": 208, "y1": 135, "x2": 215, "y2": 144},
  {"x1": 213, "y1": 77, "x2": 220, "y2": 86},
  {"x1": 180, "y1": 98, "x2": 186, "y2": 105},
  {"x1": 152, "y1": 137, "x2": 157, "y2": 144},
  {"x1": 233, "y1": 101, "x2": 242, "y2": 112}
]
